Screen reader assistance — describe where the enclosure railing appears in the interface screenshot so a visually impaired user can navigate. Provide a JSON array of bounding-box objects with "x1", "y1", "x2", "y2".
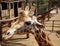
[
  {"x1": 45, "y1": 20, "x2": 60, "y2": 32},
  {"x1": 0, "y1": 16, "x2": 18, "y2": 32},
  {"x1": 0, "y1": 17, "x2": 18, "y2": 22}
]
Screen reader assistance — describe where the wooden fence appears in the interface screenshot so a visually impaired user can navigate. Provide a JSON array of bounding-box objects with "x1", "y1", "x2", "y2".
[{"x1": 45, "y1": 20, "x2": 60, "y2": 32}]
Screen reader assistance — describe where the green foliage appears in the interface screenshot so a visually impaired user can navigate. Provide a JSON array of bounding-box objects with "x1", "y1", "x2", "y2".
[
  {"x1": 37, "y1": 0, "x2": 48, "y2": 14},
  {"x1": 37, "y1": 3, "x2": 48, "y2": 14}
]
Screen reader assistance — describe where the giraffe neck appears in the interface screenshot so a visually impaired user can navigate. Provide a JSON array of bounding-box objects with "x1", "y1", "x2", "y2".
[{"x1": 34, "y1": 30, "x2": 53, "y2": 46}]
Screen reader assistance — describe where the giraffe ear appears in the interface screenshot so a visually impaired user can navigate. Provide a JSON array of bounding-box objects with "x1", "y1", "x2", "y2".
[{"x1": 25, "y1": 6, "x2": 29, "y2": 11}]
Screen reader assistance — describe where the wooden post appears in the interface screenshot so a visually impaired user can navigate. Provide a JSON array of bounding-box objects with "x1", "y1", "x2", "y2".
[
  {"x1": 47, "y1": 13, "x2": 50, "y2": 21},
  {"x1": 47, "y1": 4, "x2": 50, "y2": 21},
  {"x1": 7, "y1": 0, "x2": 10, "y2": 18},
  {"x1": 52, "y1": 20, "x2": 54, "y2": 32},
  {"x1": 0, "y1": 2, "x2": 2, "y2": 20},
  {"x1": 56, "y1": 7, "x2": 58, "y2": 14},
  {"x1": 12, "y1": 0, "x2": 14, "y2": 17},
  {"x1": 36, "y1": 0, "x2": 37, "y2": 16},
  {"x1": 17, "y1": 2, "x2": 18, "y2": 16},
  {"x1": 14, "y1": 2, "x2": 18, "y2": 17},
  {"x1": 12, "y1": 0, "x2": 15, "y2": 22},
  {"x1": 0, "y1": 22, "x2": 2, "y2": 42},
  {"x1": 29, "y1": 0, "x2": 31, "y2": 10},
  {"x1": 21, "y1": 1, "x2": 25, "y2": 10},
  {"x1": 7, "y1": 0, "x2": 11, "y2": 27},
  {"x1": 0, "y1": 0, "x2": 2, "y2": 43},
  {"x1": 47, "y1": 0, "x2": 51, "y2": 21},
  {"x1": 26, "y1": 0, "x2": 28, "y2": 5},
  {"x1": 24, "y1": 1, "x2": 26, "y2": 10}
]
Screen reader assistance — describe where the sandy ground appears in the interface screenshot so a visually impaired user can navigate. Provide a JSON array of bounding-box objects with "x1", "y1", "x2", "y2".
[
  {"x1": 0, "y1": 9, "x2": 60, "y2": 46},
  {"x1": 45, "y1": 8, "x2": 60, "y2": 46},
  {"x1": 1, "y1": 34, "x2": 39, "y2": 46}
]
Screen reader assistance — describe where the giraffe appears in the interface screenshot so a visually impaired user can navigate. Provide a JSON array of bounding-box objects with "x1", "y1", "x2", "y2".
[
  {"x1": 32, "y1": 23, "x2": 53, "y2": 46},
  {"x1": 2, "y1": 5, "x2": 53, "y2": 46}
]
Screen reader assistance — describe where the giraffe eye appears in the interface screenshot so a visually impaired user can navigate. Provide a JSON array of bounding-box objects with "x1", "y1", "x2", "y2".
[
  {"x1": 25, "y1": 21, "x2": 31, "y2": 25},
  {"x1": 5, "y1": 32, "x2": 10, "y2": 35}
]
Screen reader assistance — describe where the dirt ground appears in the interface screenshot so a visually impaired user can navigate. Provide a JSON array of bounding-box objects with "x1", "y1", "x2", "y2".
[{"x1": 45, "y1": 8, "x2": 60, "y2": 46}]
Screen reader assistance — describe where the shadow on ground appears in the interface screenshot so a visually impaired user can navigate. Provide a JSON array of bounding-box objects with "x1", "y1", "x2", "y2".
[
  {"x1": 2, "y1": 37, "x2": 28, "y2": 46},
  {"x1": 56, "y1": 30, "x2": 60, "y2": 35},
  {"x1": 2, "y1": 42, "x2": 27, "y2": 46}
]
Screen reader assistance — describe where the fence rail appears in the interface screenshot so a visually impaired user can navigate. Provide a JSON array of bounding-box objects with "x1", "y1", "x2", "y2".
[
  {"x1": 45, "y1": 20, "x2": 60, "y2": 32},
  {"x1": 0, "y1": 17, "x2": 18, "y2": 22}
]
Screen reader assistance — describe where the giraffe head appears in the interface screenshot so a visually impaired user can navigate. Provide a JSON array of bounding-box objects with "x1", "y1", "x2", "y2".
[{"x1": 2, "y1": 11, "x2": 32, "y2": 41}]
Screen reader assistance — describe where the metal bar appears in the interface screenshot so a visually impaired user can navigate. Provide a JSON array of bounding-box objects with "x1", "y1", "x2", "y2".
[
  {"x1": 0, "y1": 0, "x2": 2, "y2": 43},
  {"x1": 21, "y1": 1, "x2": 23, "y2": 9},
  {"x1": 29, "y1": 0, "x2": 31, "y2": 10},
  {"x1": 24, "y1": 1, "x2": 25, "y2": 10},
  {"x1": 0, "y1": 17, "x2": 18, "y2": 22},
  {"x1": 45, "y1": 20, "x2": 60, "y2": 22},
  {"x1": 36, "y1": 0, "x2": 37, "y2": 16},
  {"x1": 17, "y1": 2, "x2": 18, "y2": 15},
  {"x1": 7, "y1": 0, "x2": 11, "y2": 27},
  {"x1": 47, "y1": 13, "x2": 50, "y2": 21},
  {"x1": 0, "y1": 2, "x2": 2, "y2": 20},
  {"x1": 56, "y1": 7, "x2": 58, "y2": 14},
  {"x1": 7, "y1": 0, "x2": 10, "y2": 18},
  {"x1": 14, "y1": 2, "x2": 18, "y2": 17},
  {"x1": 52, "y1": 20, "x2": 54, "y2": 32},
  {"x1": 0, "y1": 22, "x2": 2, "y2": 42}
]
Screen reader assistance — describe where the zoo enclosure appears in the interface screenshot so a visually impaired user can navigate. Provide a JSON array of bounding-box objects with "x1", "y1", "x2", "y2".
[
  {"x1": 0, "y1": 0, "x2": 60, "y2": 44},
  {"x1": 45, "y1": 20, "x2": 60, "y2": 32}
]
